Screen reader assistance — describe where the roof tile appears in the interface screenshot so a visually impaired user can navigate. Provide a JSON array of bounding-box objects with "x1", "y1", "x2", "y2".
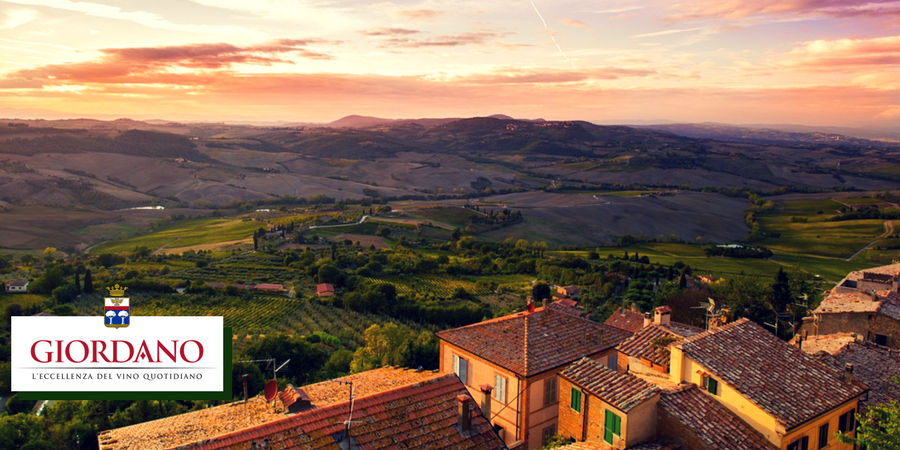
[{"x1": 560, "y1": 357, "x2": 659, "y2": 412}]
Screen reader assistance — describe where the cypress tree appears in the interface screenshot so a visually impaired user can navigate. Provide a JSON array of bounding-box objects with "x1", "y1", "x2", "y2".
[
  {"x1": 83, "y1": 269, "x2": 94, "y2": 294},
  {"x1": 75, "y1": 271, "x2": 81, "y2": 294}
]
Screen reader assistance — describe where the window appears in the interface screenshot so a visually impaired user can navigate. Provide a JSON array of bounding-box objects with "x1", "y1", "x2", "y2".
[
  {"x1": 452, "y1": 355, "x2": 468, "y2": 384},
  {"x1": 838, "y1": 410, "x2": 856, "y2": 433},
  {"x1": 544, "y1": 377, "x2": 558, "y2": 407},
  {"x1": 608, "y1": 353, "x2": 618, "y2": 372},
  {"x1": 703, "y1": 376, "x2": 719, "y2": 396},
  {"x1": 818, "y1": 423, "x2": 829, "y2": 449},
  {"x1": 494, "y1": 375, "x2": 507, "y2": 404},
  {"x1": 570, "y1": 388, "x2": 582, "y2": 413},
  {"x1": 787, "y1": 436, "x2": 809, "y2": 450},
  {"x1": 541, "y1": 425, "x2": 557, "y2": 445},
  {"x1": 875, "y1": 334, "x2": 888, "y2": 346},
  {"x1": 603, "y1": 409, "x2": 622, "y2": 445}
]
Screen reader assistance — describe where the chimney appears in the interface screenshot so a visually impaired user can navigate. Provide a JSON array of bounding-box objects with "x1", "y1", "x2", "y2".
[
  {"x1": 240, "y1": 374, "x2": 250, "y2": 402},
  {"x1": 654, "y1": 307, "x2": 671, "y2": 326},
  {"x1": 527, "y1": 297, "x2": 535, "y2": 313},
  {"x1": 457, "y1": 395, "x2": 473, "y2": 434},
  {"x1": 843, "y1": 363, "x2": 854, "y2": 383},
  {"x1": 542, "y1": 298, "x2": 547, "y2": 308},
  {"x1": 643, "y1": 312, "x2": 652, "y2": 328},
  {"x1": 479, "y1": 385, "x2": 493, "y2": 421}
]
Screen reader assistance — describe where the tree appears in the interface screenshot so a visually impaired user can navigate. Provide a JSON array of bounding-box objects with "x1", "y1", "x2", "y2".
[
  {"x1": 42, "y1": 247, "x2": 57, "y2": 261},
  {"x1": 317, "y1": 263, "x2": 340, "y2": 284},
  {"x1": 29, "y1": 267, "x2": 64, "y2": 295},
  {"x1": 74, "y1": 271, "x2": 81, "y2": 295},
  {"x1": 771, "y1": 267, "x2": 792, "y2": 312},
  {"x1": 83, "y1": 269, "x2": 94, "y2": 294},
  {"x1": 350, "y1": 323, "x2": 410, "y2": 372},
  {"x1": 5, "y1": 303, "x2": 22, "y2": 321},
  {"x1": 532, "y1": 282, "x2": 551, "y2": 302}
]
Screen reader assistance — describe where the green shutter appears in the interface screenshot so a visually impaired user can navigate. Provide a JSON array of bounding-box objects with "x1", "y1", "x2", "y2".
[
  {"x1": 571, "y1": 388, "x2": 581, "y2": 412},
  {"x1": 708, "y1": 378, "x2": 718, "y2": 395},
  {"x1": 604, "y1": 410, "x2": 621, "y2": 445}
]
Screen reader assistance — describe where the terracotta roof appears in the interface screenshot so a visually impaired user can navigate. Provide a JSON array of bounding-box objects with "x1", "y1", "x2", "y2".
[
  {"x1": 554, "y1": 440, "x2": 678, "y2": 450},
  {"x1": 100, "y1": 367, "x2": 437, "y2": 450},
  {"x1": 549, "y1": 299, "x2": 579, "y2": 315},
  {"x1": 604, "y1": 307, "x2": 645, "y2": 333},
  {"x1": 316, "y1": 283, "x2": 335, "y2": 295},
  {"x1": 654, "y1": 306, "x2": 671, "y2": 314},
  {"x1": 802, "y1": 336, "x2": 900, "y2": 414},
  {"x1": 560, "y1": 357, "x2": 658, "y2": 412},
  {"x1": 253, "y1": 283, "x2": 284, "y2": 291},
  {"x1": 279, "y1": 384, "x2": 311, "y2": 410},
  {"x1": 617, "y1": 324, "x2": 701, "y2": 367},
  {"x1": 7, "y1": 280, "x2": 28, "y2": 287},
  {"x1": 675, "y1": 319, "x2": 868, "y2": 430},
  {"x1": 437, "y1": 307, "x2": 631, "y2": 377},
  {"x1": 658, "y1": 386, "x2": 776, "y2": 450},
  {"x1": 105, "y1": 374, "x2": 507, "y2": 450}
]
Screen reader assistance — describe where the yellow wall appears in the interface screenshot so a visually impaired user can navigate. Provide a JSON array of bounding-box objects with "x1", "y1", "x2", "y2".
[
  {"x1": 624, "y1": 395, "x2": 659, "y2": 448},
  {"x1": 670, "y1": 346, "x2": 860, "y2": 450},
  {"x1": 779, "y1": 400, "x2": 858, "y2": 450}
]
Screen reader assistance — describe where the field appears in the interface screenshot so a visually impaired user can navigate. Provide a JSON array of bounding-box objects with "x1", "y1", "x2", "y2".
[
  {"x1": 90, "y1": 217, "x2": 262, "y2": 254},
  {"x1": 69, "y1": 293, "x2": 428, "y2": 352},
  {"x1": 0, "y1": 294, "x2": 47, "y2": 324},
  {"x1": 363, "y1": 274, "x2": 532, "y2": 298},
  {"x1": 756, "y1": 199, "x2": 891, "y2": 259}
]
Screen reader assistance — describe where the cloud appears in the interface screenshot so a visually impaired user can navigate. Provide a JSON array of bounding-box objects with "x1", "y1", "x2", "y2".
[
  {"x1": 879, "y1": 106, "x2": 900, "y2": 117},
  {"x1": 459, "y1": 67, "x2": 657, "y2": 84},
  {"x1": 633, "y1": 28, "x2": 703, "y2": 38},
  {"x1": 358, "y1": 27, "x2": 421, "y2": 36},
  {"x1": 780, "y1": 35, "x2": 900, "y2": 70},
  {"x1": 560, "y1": 18, "x2": 588, "y2": 27},
  {"x1": 5, "y1": 39, "x2": 340, "y2": 85},
  {"x1": 396, "y1": 9, "x2": 443, "y2": 20},
  {"x1": 667, "y1": 0, "x2": 900, "y2": 21},
  {"x1": 3, "y1": 0, "x2": 266, "y2": 38},
  {"x1": 0, "y1": 9, "x2": 37, "y2": 29},
  {"x1": 378, "y1": 31, "x2": 511, "y2": 48}
]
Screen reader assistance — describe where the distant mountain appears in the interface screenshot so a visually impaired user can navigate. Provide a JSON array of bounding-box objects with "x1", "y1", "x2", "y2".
[
  {"x1": 327, "y1": 115, "x2": 396, "y2": 128},
  {"x1": 641, "y1": 123, "x2": 895, "y2": 149}
]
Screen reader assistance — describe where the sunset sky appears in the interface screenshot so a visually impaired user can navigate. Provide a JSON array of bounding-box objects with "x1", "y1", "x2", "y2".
[{"x1": 0, "y1": 0, "x2": 898, "y2": 125}]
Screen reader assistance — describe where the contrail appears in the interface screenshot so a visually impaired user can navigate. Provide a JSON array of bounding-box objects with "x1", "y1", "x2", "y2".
[{"x1": 529, "y1": 0, "x2": 572, "y2": 64}]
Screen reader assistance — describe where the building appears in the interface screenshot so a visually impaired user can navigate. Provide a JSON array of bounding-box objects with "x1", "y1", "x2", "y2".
[
  {"x1": 557, "y1": 285, "x2": 581, "y2": 299},
  {"x1": 615, "y1": 307, "x2": 704, "y2": 384},
  {"x1": 604, "y1": 306, "x2": 646, "y2": 334},
  {"x1": 5, "y1": 280, "x2": 28, "y2": 293},
  {"x1": 656, "y1": 385, "x2": 776, "y2": 450},
  {"x1": 669, "y1": 319, "x2": 868, "y2": 449},
  {"x1": 317, "y1": 283, "x2": 335, "y2": 297},
  {"x1": 799, "y1": 333, "x2": 900, "y2": 414},
  {"x1": 557, "y1": 357, "x2": 659, "y2": 448},
  {"x1": 436, "y1": 306, "x2": 631, "y2": 449},
  {"x1": 549, "y1": 299, "x2": 580, "y2": 316},
  {"x1": 99, "y1": 367, "x2": 507, "y2": 450},
  {"x1": 801, "y1": 263, "x2": 900, "y2": 347}
]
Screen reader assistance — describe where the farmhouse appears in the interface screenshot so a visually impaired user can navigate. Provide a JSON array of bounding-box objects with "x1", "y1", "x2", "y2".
[
  {"x1": 436, "y1": 305, "x2": 631, "y2": 449},
  {"x1": 316, "y1": 283, "x2": 335, "y2": 297},
  {"x1": 800, "y1": 263, "x2": 900, "y2": 348},
  {"x1": 99, "y1": 367, "x2": 507, "y2": 450},
  {"x1": 5, "y1": 280, "x2": 28, "y2": 293}
]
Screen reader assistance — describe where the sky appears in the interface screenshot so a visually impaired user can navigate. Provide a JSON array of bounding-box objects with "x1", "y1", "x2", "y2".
[{"x1": 0, "y1": 0, "x2": 898, "y2": 125}]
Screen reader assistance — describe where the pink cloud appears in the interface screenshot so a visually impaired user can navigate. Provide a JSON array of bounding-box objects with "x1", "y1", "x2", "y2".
[
  {"x1": 396, "y1": 9, "x2": 443, "y2": 20},
  {"x1": 560, "y1": 18, "x2": 589, "y2": 27},
  {"x1": 668, "y1": 0, "x2": 900, "y2": 20},
  {"x1": 780, "y1": 35, "x2": 900, "y2": 69}
]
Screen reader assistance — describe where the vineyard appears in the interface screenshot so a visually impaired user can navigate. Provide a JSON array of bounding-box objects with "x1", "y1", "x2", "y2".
[
  {"x1": 166, "y1": 252, "x2": 294, "y2": 284},
  {"x1": 363, "y1": 274, "x2": 532, "y2": 298},
  {"x1": 68, "y1": 293, "x2": 429, "y2": 354}
]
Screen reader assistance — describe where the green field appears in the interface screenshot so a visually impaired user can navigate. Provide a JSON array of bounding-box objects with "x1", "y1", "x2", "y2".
[
  {"x1": 364, "y1": 274, "x2": 532, "y2": 298},
  {"x1": 90, "y1": 217, "x2": 261, "y2": 254},
  {"x1": 410, "y1": 208, "x2": 478, "y2": 226},
  {"x1": 0, "y1": 294, "x2": 47, "y2": 324},
  {"x1": 756, "y1": 199, "x2": 888, "y2": 259}
]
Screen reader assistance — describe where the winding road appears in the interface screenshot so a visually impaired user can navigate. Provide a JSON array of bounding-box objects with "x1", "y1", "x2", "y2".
[{"x1": 848, "y1": 220, "x2": 894, "y2": 261}]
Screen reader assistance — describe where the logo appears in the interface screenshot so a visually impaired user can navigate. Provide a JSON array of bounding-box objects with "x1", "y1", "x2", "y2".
[{"x1": 105, "y1": 284, "x2": 129, "y2": 329}]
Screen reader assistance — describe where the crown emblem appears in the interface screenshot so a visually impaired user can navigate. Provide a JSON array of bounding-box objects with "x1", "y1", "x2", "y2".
[{"x1": 107, "y1": 284, "x2": 128, "y2": 297}]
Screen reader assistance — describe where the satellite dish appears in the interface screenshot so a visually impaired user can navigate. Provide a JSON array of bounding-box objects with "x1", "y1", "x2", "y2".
[{"x1": 264, "y1": 379, "x2": 278, "y2": 402}]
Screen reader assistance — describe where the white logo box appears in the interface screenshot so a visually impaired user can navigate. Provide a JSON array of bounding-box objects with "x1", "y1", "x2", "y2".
[{"x1": 12, "y1": 316, "x2": 224, "y2": 392}]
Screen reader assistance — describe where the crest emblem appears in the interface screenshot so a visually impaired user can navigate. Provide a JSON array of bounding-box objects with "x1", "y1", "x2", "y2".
[{"x1": 105, "y1": 284, "x2": 129, "y2": 329}]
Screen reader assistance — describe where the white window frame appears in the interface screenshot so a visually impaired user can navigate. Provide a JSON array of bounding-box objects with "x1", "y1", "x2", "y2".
[
  {"x1": 452, "y1": 354, "x2": 468, "y2": 384},
  {"x1": 494, "y1": 374, "x2": 507, "y2": 403}
]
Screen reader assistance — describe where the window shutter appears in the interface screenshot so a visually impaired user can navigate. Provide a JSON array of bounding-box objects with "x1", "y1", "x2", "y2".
[
  {"x1": 571, "y1": 388, "x2": 581, "y2": 412},
  {"x1": 459, "y1": 357, "x2": 468, "y2": 384},
  {"x1": 839, "y1": 412, "x2": 848, "y2": 432},
  {"x1": 452, "y1": 355, "x2": 459, "y2": 375},
  {"x1": 494, "y1": 375, "x2": 507, "y2": 403},
  {"x1": 707, "y1": 378, "x2": 718, "y2": 395}
]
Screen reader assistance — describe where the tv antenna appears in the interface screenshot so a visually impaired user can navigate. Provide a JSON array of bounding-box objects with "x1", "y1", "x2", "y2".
[
  {"x1": 692, "y1": 298, "x2": 724, "y2": 330},
  {"x1": 334, "y1": 380, "x2": 362, "y2": 448},
  {"x1": 238, "y1": 358, "x2": 291, "y2": 382}
]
